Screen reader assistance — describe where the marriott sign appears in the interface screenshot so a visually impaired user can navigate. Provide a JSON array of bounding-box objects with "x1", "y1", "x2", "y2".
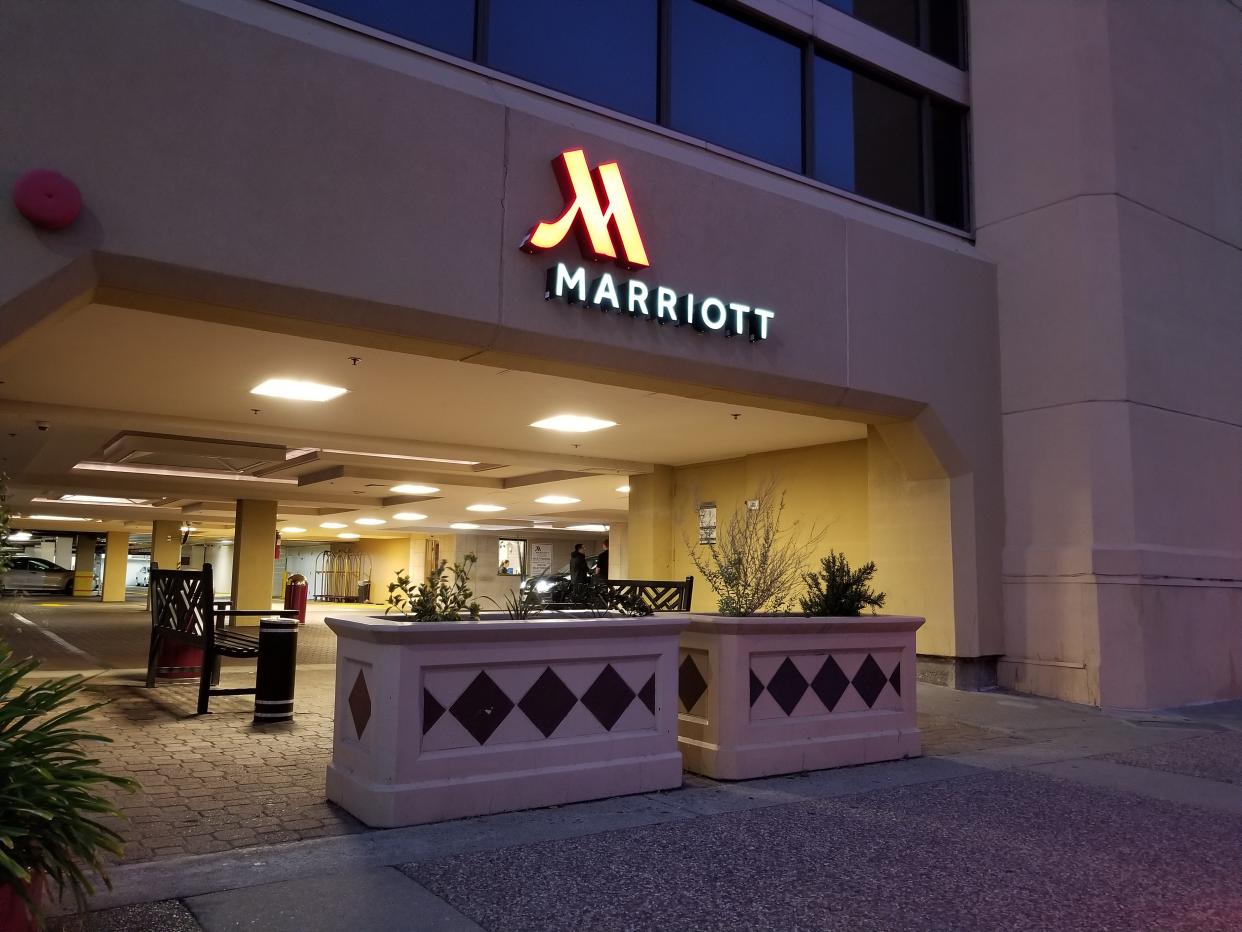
[{"x1": 521, "y1": 149, "x2": 775, "y2": 342}]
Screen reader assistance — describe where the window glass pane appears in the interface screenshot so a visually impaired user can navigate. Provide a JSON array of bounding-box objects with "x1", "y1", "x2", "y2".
[
  {"x1": 487, "y1": 0, "x2": 657, "y2": 120},
  {"x1": 819, "y1": 0, "x2": 918, "y2": 46},
  {"x1": 669, "y1": 0, "x2": 803, "y2": 172},
  {"x1": 927, "y1": 0, "x2": 964, "y2": 66},
  {"x1": 930, "y1": 100, "x2": 967, "y2": 228},
  {"x1": 813, "y1": 56, "x2": 922, "y2": 215},
  {"x1": 300, "y1": 0, "x2": 474, "y2": 59}
]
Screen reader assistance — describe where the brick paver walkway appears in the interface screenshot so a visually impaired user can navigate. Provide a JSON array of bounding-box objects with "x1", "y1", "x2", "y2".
[{"x1": 83, "y1": 670, "x2": 363, "y2": 864}]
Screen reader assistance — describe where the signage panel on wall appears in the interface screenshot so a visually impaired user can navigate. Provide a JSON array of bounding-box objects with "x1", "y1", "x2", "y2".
[
  {"x1": 521, "y1": 149, "x2": 776, "y2": 343},
  {"x1": 529, "y1": 542, "x2": 554, "y2": 576},
  {"x1": 698, "y1": 502, "x2": 717, "y2": 545}
]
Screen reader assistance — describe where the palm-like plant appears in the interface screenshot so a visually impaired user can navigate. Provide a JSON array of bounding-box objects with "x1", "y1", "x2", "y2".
[{"x1": 0, "y1": 643, "x2": 136, "y2": 925}]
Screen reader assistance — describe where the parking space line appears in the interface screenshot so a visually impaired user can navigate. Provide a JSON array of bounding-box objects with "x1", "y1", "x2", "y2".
[{"x1": 11, "y1": 612, "x2": 107, "y2": 667}]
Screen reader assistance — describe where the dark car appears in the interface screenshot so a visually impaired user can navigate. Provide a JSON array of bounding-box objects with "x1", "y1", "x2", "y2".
[
  {"x1": 1, "y1": 556, "x2": 75, "y2": 594},
  {"x1": 520, "y1": 555, "x2": 599, "y2": 596}
]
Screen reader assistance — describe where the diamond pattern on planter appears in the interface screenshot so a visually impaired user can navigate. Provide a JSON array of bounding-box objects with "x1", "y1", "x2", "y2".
[
  {"x1": 749, "y1": 670, "x2": 764, "y2": 707},
  {"x1": 519, "y1": 667, "x2": 578, "y2": 738},
  {"x1": 811, "y1": 656, "x2": 850, "y2": 711},
  {"x1": 348, "y1": 669, "x2": 371, "y2": 739},
  {"x1": 581, "y1": 664, "x2": 636, "y2": 731},
  {"x1": 889, "y1": 661, "x2": 901, "y2": 696},
  {"x1": 766, "y1": 657, "x2": 808, "y2": 716},
  {"x1": 679, "y1": 653, "x2": 708, "y2": 714},
  {"x1": 852, "y1": 654, "x2": 889, "y2": 708},
  {"x1": 449, "y1": 671, "x2": 515, "y2": 744},
  {"x1": 423, "y1": 689, "x2": 445, "y2": 735},
  {"x1": 638, "y1": 674, "x2": 656, "y2": 714}
]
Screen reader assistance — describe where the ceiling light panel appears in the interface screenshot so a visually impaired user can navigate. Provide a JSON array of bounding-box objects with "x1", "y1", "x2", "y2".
[
  {"x1": 251, "y1": 378, "x2": 348, "y2": 402},
  {"x1": 530, "y1": 414, "x2": 617, "y2": 433},
  {"x1": 466, "y1": 504, "x2": 506, "y2": 513},
  {"x1": 535, "y1": 495, "x2": 581, "y2": 505},
  {"x1": 392, "y1": 512, "x2": 427, "y2": 521},
  {"x1": 390, "y1": 484, "x2": 440, "y2": 495}
]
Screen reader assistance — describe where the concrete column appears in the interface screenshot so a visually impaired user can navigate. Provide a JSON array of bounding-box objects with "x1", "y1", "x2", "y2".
[
  {"x1": 608, "y1": 521, "x2": 629, "y2": 579},
  {"x1": 54, "y1": 535, "x2": 73, "y2": 569},
  {"x1": 101, "y1": 531, "x2": 130, "y2": 603},
  {"x1": 627, "y1": 467, "x2": 674, "y2": 579},
  {"x1": 230, "y1": 499, "x2": 277, "y2": 620},
  {"x1": 150, "y1": 520, "x2": 182, "y2": 571},
  {"x1": 72, "y1": 534, "x2": 98, "y2": 597}
]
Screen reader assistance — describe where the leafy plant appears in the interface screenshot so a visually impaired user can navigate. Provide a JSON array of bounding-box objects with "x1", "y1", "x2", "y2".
[
  {"x1": 385, "y1": 554, "x2": 482, "y2": 621},
  {"x1": 497, "y1": 587, "x2": 543, "y2": 620},
  {"x1": 684, "y1": 478, "x2": 822, "y2": 616},
  {"x1": 0, "y1": 643, "x2": 137, "y2": 924},
  {"x1": 800, "y1": 551, "x2": 887, "y2": 617}
]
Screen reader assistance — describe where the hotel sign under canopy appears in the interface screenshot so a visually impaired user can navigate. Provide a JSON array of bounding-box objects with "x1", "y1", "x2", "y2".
[{"x1": 521, "y1": 148, "x2": 775, "y2": 342}]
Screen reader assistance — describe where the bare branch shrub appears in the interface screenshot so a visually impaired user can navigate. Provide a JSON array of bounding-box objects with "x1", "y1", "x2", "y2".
[{"x1": 684, "y1": 478, "x2": 823, "y2": 616}]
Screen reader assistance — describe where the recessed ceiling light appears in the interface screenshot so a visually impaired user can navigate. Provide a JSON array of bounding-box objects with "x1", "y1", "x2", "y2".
[
  {"x1": 52, "y1": 494, "x2": 151, "y2": 506},
  {"x1": 466, "y1": 504, "x2": 506, "y2": 513},
  {"x1": 74, "y1": 462, "x2": 297, "y2": 485},
  {"x1": 535, "y1": 495, "x2": 581, "y2": 505},
  {"x1": 390, "y1": 484, "x2": 440, "y2": 495},
  {"x1": 450, "y1": 522, "x2": 480, "y2": 530},
  {"x1": 326, "y1": 450, "x2": 478, "y2": 466},
  {"x1": 530, "y1": 414, "x2": 617, "y2": 433},
  {"x1": 564, "y1": 524, "x2": 609, "y2": 533},
  {"x1": 7, "y1": 531, "x2": 32, "y2": 542},
  {"x1": 392, "y1": 512, "x2": 427, "y2": 521},
  {"x1": 281, "y1": 526, "x2": 306, "y2": 533},
  {"x1": 337, "y1": 532, "x2": 361, "y2": 539},
  {"x1": 27, "y1": 515, "x2": 92, "y2": 522},
  {"x1": 251, "y1": 378, "x2": 348, "y2": 402},
  {"x1": 320, "y1": 521, "x2": 347, "y2": 529},
  {"x1": 616, "y1": 485, "x2": 631, "y2": 494},
  {"x1": 355, "y1": 518, "x2": 387, "y2": 526}
]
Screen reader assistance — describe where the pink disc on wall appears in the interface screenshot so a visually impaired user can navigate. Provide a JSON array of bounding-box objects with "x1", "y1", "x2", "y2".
[{"x1": 12, "y1": 169, "x2": 82, "y2": 230}]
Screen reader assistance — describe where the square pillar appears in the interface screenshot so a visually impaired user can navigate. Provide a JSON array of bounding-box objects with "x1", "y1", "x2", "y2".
[
  {"x1": 230, "y1": 499, "x2": 277, "y2": 619},
  {"x1": 54, "y1": 536, "x2": 73, "y2": 569},
  {"x1": 72, "y1": 534, "x2": 98, "y2": 597},
  {"x1": 150, "y1": 520, "x2": 182, "y2": 571},
  {"x1": 101, "y1": 531, "x2": 130, "y2": 603},
  {"x1": 627, "y1": 467, "x2": 674, "y2": 579}
]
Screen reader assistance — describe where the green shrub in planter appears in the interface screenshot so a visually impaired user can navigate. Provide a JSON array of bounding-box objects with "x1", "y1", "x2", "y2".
[
  {"x1": 0, "y1": 643, "x2": 136, "y2": 925},
  {"x1": 800, "y1": 551, "x2": 886, "y2": 617}
]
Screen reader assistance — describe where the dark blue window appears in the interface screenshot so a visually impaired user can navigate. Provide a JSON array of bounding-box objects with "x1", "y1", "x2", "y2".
[
  {"x1": 814, "y1": 56, "x2": 923, "y2": 215},
  {"x1": 486, "y1": 0, "x2": 658, "y2": 121},
  {"x1": 300, "y1": 0, "x2": 474, "y2": 59},
  {"x1": 668, "y1": 0, "x2": 803, "y2": 173},
  {"x1": 819, "y1": 0, "x2": 964, "y2": 67}
]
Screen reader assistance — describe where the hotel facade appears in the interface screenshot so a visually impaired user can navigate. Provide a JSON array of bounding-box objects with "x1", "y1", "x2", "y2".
[{"x1": 2, "y1": 0, "x2": 1239, "y2": 710}]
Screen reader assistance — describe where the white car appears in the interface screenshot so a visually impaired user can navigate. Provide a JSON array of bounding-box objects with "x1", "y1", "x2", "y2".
[{"x1": 1, "y1": 556, "x2": 75, "y2": 594}]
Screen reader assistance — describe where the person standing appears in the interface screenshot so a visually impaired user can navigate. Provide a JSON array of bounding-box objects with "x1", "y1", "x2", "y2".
[
  {"x1": 569, "y1": 544, "x2": 589, "y2": 584},
  {"x1": 595, "y1": 538, "x2": 610, "y2": 581}
]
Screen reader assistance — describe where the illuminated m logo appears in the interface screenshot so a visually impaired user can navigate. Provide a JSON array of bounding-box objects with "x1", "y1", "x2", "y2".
[{"x1": 520, "y1": 148, "x2": 650, "y2": 269}]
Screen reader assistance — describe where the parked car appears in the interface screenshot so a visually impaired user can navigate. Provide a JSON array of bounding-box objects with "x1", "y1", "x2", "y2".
[
  {"x1": 520, "y1": 555, "x2": 599, "y2": 596},
  {"x1": 0, "y1": 556, "x2": 75, "y2": 594}
]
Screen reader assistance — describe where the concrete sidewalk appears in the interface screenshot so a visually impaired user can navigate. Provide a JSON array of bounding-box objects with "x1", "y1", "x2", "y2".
[{"x1": 49, "y1": 688, "x2": 1242, "y2": 932}]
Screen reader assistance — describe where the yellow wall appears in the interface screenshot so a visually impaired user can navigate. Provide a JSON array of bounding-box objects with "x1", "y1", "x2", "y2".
[
  {"x1": 334, "y1": 537, "x2": 410, "y2": 604},
  {"x1": 628, "y1": 437, "x2": 958, "y2": 655},
  {"x1": 666, "y1": 441, "x2": 871, "y2": 613}
]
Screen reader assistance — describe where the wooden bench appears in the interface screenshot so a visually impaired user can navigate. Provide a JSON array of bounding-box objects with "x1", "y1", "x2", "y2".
[{"x1": 145, "y1": 563, "x2": 297, "y2": 714}]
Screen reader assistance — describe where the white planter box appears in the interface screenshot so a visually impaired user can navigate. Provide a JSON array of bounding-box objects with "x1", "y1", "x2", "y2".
[
  {"x1": 325, "y1": 614, "x2": 690, "y2": 827},
  {"x1": 677, "y1": 614, "x2": 924, "y2": 780}
]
